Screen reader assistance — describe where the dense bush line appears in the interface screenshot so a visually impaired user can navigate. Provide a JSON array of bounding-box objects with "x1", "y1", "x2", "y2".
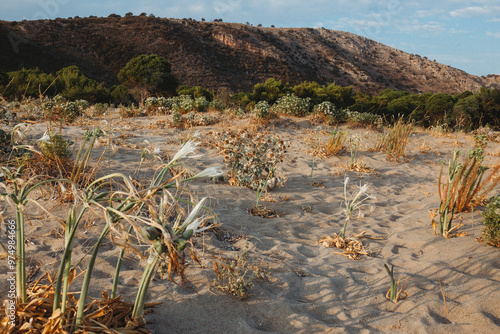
[{"x1": 1, "y1": 57, "x2": 499, "y2": 130}]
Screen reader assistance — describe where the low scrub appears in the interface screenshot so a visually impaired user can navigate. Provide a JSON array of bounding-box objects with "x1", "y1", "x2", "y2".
[
  {"x1": 270, "y1": 94, "x2": 311, "y2": 117},
  {"x1": 482, "y1": 196, "x2": 500, "y2": 247},
  {"x1": 212, "y1": 129, "x2": 289, "y2": 190}
]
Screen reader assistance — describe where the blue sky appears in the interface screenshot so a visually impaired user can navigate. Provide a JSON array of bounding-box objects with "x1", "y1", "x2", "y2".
[{"x1": 1, "y1": 0, "x2": 499, "y2": 76}]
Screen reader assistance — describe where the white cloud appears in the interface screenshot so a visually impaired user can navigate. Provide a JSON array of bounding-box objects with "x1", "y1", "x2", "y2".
[
  {"x1": 486, "y1": 31, "x2": 500, "y2": 38},
  {"x1": 450, "y1": 5, "x2": 500, "y2": 17},
  {"x1": 398, "y1": 20, "x2": 446, "y2": 35},
  {"x1": 449, "y1": 28, "x2": 468, "y2": 34}
]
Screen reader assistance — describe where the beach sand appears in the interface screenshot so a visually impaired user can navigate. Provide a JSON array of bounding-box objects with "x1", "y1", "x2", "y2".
[{"x1": 1, "y1": 111, "x2": 499, "y2": 333}]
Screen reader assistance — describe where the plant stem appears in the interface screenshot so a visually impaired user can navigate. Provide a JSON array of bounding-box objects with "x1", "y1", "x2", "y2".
[
  {"x1": 131, "y1": 248, "x2": 161, "y2": 321},
  {"x1": 111, "y1": 224, "x2": 133, "y2": 299},
  {"x1": 15, "y1": 208, "x2": 26, "y2": 303},
  {"x1": 384, "y1": 264, "x2": 396, "y2": 302},
  {"x1": 340, "y1": 219, "x2": 349, "y2": 239},
  {"x1": 53, "y1": 206, "x2": 86, "y2": 312},
  {"x1": 310, "y1": 159, "x2": 316, "y2": 185},
  {"x1": 75, "y1": 224, "x2": 109, "y2": 327}
]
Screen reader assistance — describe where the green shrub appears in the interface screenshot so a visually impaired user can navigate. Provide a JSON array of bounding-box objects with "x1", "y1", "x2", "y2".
[
  {"x1": 482, "y1": 196, "x2": 500, "y2": 247},
  {"x1": 144, "y1": 97, "x2": 158, "y2": 109},
  {"x1": 39, "y1": 133, "x2": 72, "y2": 161},
  {"x1": 171, "y1": 110, "x2": 183, "y2": 127},
  {"x1": 209, "y1": 99, "x2": 226, "y2": 111},
  {"x1": 176, "y1": 85, "x2": 213, "y2": 100},
  {"x1": 74, "y1": 99, "x2": 89, "y2": 111},
  {"x1": 313, "y1": 101, "x2": 336, "y2": 116},
  {"x1": 145, "y1": 96, "x2": 171, "y2": 114},
  {"x1": 250, "y1": 78, "x2": 290, "y2": 104},
  {"x1": 194, "y1": 96, "x2": 209, "y2": 112},
  {"x1": 347, "y1": 110, "x2": 382, "y2": 127},
  {"x1": 118, "y1": 54, "x2": 178, "y2": 95},
  {"x1": 170, "y1": 95, "x2": 195, "y2": 113},
  {"x1": 252, "y1": 100, "x2": 274, "y2": 120},
  {"x1": 314, "y1": 102, "x2": 349, "y2": 124},
  {"x1": 60, "y1": 102, "x2": 80, "y2": 121},
  {"x1": 271, "y1": 94, "x2": 311, "y2": 117}
]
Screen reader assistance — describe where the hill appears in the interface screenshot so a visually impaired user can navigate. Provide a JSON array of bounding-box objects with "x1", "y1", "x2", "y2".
[{"x1": 1, "y1": 15, "x2": 499, "y2": 94}]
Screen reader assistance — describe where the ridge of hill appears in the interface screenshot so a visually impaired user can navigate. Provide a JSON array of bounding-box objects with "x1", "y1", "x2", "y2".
[{"x1": 1, "y1": 16, "x2": 499, "y2": 94}]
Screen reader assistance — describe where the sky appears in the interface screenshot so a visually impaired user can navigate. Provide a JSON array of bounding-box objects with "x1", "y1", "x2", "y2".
[{"x1": 1, "y1": 0, "x2": 499, "y2": 76}]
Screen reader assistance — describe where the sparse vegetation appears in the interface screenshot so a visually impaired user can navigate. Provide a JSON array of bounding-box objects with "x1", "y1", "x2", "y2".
[
  {"x1": 434, "y1": 138, "x2": 500, "y2": 237},
  {"x1": 482, "y1": 196, "x2": 500, "y2": 247},
  {"x1": 212, "y1": 246, "x2": 267, "y2": 300},
  {"x1": 0, "y1": 136, "x2": 222, "y2": 332},
  {"x1": 212, "y1": 129, "x2": 289, "y2": 190},
  {"x1": 384, "y1": 264, "x2": 408, "y2": 303},
  {"x1": 374, "y1": 118, "x2": 413, "y2": 161}
]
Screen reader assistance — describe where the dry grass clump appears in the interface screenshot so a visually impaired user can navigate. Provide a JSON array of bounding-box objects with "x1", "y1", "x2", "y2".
[
  {"x1": 247, "y1": 205, "x2": 281, "y2": 218},
  {"x1": 170, "y1": 110, "x2": 220, "y2": 128},
  {"x1": 212, "y1": 247, "x2": 268, "y2": 300},
  {"x1": 16, "y1": 129, "x2": 104, "y2": 202},
  {"x1": 418, "y1": 139, "x2": 439, "y2": 155},
  {"x1": 20, "y1": 132, "x2": 74, "y2": 179},
  {"x1": 309, "y1": 129, "x2": 348, "y2": 158},
  {"x1": 374, "y1": 118, "x2": 413, "y2": 161},
  {"x1": 318, "y1": 233, "x2": 372, "y2": 260},
  {"x1": 0, "y1": 273, "x2": 152, "y2": 333}
]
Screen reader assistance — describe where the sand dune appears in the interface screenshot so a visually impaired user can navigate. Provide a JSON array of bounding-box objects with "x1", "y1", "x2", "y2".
[{"x1": 1, "y1": 112, "x2": 499, "y2": 333}]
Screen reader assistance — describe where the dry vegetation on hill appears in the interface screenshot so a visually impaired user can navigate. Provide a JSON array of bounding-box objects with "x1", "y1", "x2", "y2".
[{"x1": 1, "y1": 16, "x2": 499, "y2": 94}]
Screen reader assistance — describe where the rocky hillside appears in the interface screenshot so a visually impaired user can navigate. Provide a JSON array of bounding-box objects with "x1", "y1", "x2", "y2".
[{"x1": 0, "y1": 15, "x2": 498, "y2": 94}]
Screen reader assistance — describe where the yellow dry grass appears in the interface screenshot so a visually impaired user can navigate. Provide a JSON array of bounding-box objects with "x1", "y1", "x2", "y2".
[{"x1": 0, "y1": 273, "x2": 156, "y2": 333}]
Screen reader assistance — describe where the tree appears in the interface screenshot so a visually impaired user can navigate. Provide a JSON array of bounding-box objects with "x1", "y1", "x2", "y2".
[
  {"x1": 475, "y1": 87, "x2": 500, "y2": 128},
  {"x1": 3, "y1": 68, "x2": 56, "y2": 98},
  {"x1": 292, "y1": 81, "x2": 328, "y2": 105},
  {"x1": 118, "y1": 54, "x2": 178, "y2": 101},
  {"x1": 452, "y1": 95, "x2": 480, "y2": 129},
  {"x1": 387, "y1": 94, "x2": 424, "y2": 118},
  {"x1": 56, "y1": 66, "x2": 109, "y2": 102},
  {"x1": 250, "y1": 78, "x2": 290, "y2": 104},
  {"x1": 425, "y1": 93, "x2": 455, "y2": 125},
  {"x1": 111, "y1": 84, "x2": 134, "y2": 105},
  {"x1": 325, "y1": 83, "x2": 354, "y2": 108}
]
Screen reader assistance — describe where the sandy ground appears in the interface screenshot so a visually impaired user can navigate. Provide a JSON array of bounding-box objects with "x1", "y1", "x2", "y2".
[{"x1": 1, "y1": 111, "x2": 500, "y2": 333}]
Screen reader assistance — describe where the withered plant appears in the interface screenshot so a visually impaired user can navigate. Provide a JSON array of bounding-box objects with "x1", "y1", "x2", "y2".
[
  {"x1": 212, "y1": 246, "x2": 268, "y2": 300},
  {"x1": 310, "y1": 129, "x2": 348, "y2": 158},
  {"x1": 434, "y1": 136, "x2": 500, "y2": 237},
  {"x1": 374, "y1": 118, "x2": 413, "y2": 161}
]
